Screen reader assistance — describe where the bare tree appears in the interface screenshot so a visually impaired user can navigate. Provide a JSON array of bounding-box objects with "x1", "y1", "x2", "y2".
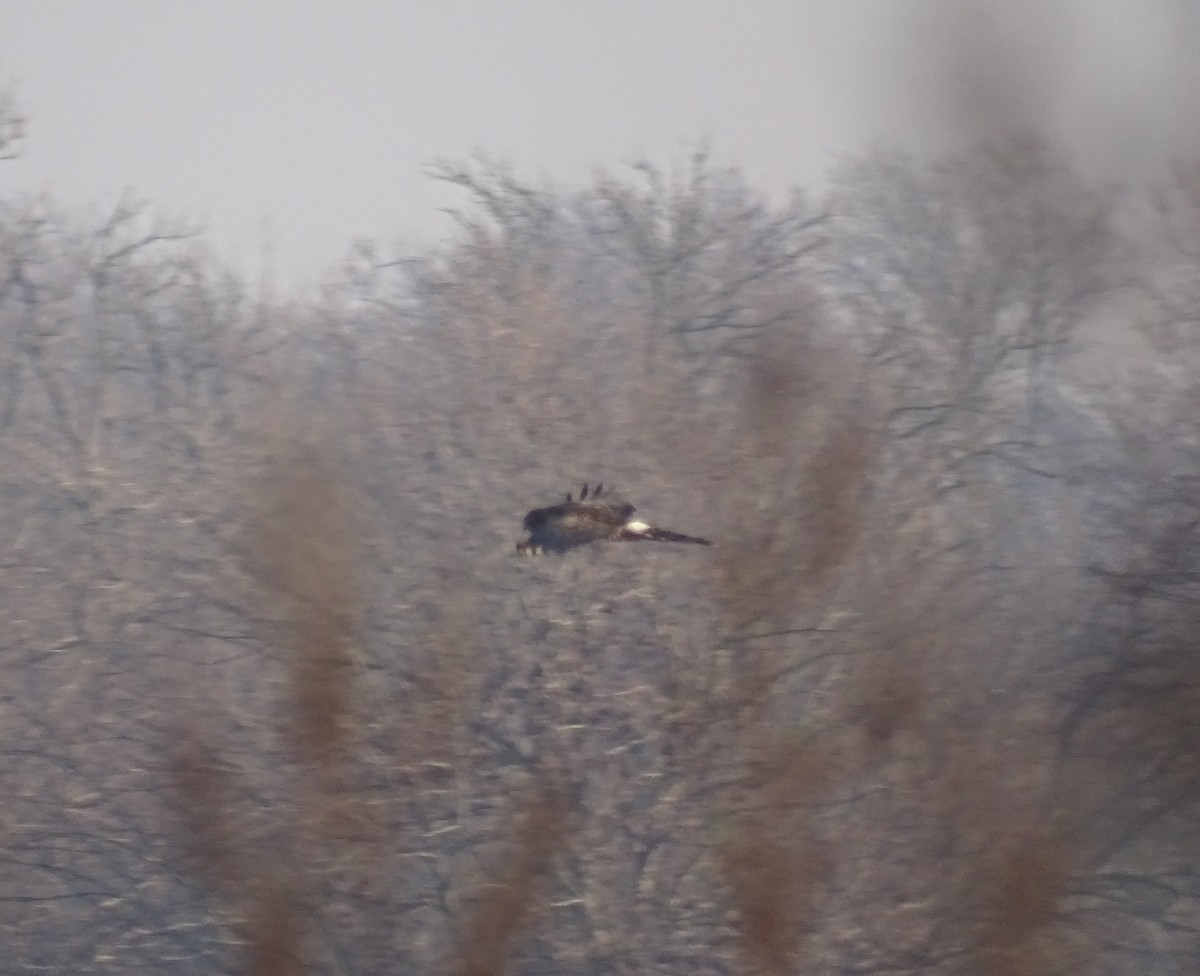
[{"x1": 5, "y1": 119, "x2": 1200, "y2": 974}]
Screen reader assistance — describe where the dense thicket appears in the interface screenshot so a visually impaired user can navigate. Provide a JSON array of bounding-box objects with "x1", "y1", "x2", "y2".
[{"x1": 2, "y1": 93, "x2": 1198, "y2": 974}]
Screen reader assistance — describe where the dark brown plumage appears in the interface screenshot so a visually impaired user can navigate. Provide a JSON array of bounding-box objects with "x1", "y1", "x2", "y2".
[{"x1": 516, "y1": 483, "x2": 712, "y2": 555}]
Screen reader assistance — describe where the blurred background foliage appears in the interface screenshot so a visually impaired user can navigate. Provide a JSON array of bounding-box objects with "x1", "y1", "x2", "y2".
[{"x1": 1, "y1": 78, "x2": 1198, "y2": 974}]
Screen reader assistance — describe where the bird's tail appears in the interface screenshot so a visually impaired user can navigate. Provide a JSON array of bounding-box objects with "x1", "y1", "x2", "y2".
[{"x1": 620, "y1": 526, "x2": 711, "y2": 546}]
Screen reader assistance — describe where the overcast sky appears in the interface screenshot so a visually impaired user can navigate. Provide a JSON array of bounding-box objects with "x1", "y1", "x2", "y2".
[{"x1": 3, "y1": 1, "x2": 1197, "y2": 290}]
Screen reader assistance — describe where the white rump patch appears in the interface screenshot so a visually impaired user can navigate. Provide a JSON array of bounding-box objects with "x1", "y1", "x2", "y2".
[{"x1": 625, "y1": 520, "x2": 650, "y2": 534}]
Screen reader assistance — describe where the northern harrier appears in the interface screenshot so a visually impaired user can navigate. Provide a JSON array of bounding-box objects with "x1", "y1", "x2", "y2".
[{"x1": 516, "y1": 484, "x2": 712, "y2": 555}]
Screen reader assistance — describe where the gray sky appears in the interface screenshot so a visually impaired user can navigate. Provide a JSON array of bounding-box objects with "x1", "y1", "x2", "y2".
[{"x1": 3, "y1": 1, "x2": 1196, "y2": 290}]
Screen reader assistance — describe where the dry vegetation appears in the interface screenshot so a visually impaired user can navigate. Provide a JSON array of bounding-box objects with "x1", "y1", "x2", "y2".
[{"x1": 2, "y1": 70, "x2": 1200, "y2": 976}]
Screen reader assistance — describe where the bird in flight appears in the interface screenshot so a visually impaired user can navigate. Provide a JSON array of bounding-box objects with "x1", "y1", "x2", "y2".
[{"x1": 516, "y1": 483, "x2": 712, "y2": 555}]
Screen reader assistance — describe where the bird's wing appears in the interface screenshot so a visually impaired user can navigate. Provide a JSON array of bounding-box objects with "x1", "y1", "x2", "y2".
[
  {"x1": 528, "y1": 510, "x2": 612, "y2": 552},
  {"x1": 567, "y1": 494, "x2": 635, "y2": 525},
  {"x1": 523, "y1": 503, "x2": 565, "y2": 532},
  {"x1": 520, "y1": 486, "x2": 639, "y2": 553}
]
